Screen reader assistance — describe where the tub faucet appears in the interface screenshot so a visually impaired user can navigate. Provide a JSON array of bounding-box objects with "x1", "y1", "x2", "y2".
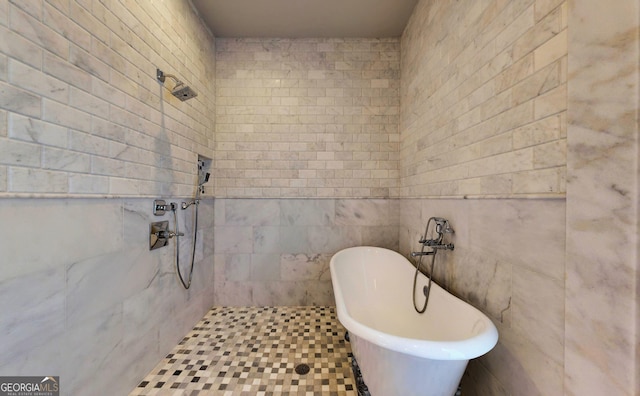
[
  {"x1": 421, "y1": 238, "x2": 441, "y2": 247},
  {"x1": 417, "y1": 241, "x2": 454, "y2": 251},
  {"x1": 431, "y1": 243, "x2": 455, "y2": 251},
  {"x1": 434, "y1": 217, "x2": 454, "y2": 234},
  {"x1": 418, "y1": 218, "x2": 454, "y2": 250},
  {"x1": 411, "y1": 217, "x2": 455, "y2": 314},
  {"x1": 411, "y1": 251, "x2": 435, "y2": 257}
]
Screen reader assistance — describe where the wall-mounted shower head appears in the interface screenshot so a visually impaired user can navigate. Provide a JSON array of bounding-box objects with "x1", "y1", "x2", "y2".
[
  {"x1": 171, "y1": 84, "x2": 198, "y2": 101},
  {"x1": 157, "y1": 68, "x2": 198, "y2": 101}
]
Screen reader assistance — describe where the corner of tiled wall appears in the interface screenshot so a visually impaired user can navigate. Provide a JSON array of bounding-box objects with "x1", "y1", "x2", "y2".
[
  {"x1": 399, "y1": 1, "x2": 569, "y2": 395},
  {"x1": 0, "y1": 1, "x2": 216, "y2": 395}
]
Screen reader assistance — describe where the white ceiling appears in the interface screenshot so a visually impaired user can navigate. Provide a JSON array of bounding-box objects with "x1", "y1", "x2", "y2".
[{"x1": 190, "y1": 0, "x2": 419, "y2": 38}]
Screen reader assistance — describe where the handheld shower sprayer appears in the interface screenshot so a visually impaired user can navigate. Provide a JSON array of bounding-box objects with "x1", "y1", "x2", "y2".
[
  {"x1": 181, "y1": 170, "x2": 210, "y2": 209},
  {"x1": 198, "y1": 171, "x2": 210, "y2": 187}
]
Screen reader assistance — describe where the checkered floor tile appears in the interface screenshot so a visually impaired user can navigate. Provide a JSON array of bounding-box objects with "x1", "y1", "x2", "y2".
[{"x1": 130, "y1": 306, "x2": 356, "y2": 395}]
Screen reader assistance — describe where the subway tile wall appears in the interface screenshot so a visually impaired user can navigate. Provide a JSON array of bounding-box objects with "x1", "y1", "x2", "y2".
[
  {"x1": 6, "y1": 1, "x2": 635, "y2": 396},
  {"x1": 215, "y1": 38, "x2": 400, "y2": 198},
  {"x1": 400, "y1": 0, "x2": 568, "y2": 197},
  {"x1": 0, "y1": 0, "x2": 215, "y2": 197}
]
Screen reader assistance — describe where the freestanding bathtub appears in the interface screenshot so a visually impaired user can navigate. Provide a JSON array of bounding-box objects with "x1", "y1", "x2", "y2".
[{"x1": 330, "y1": 246, "x2": 498, "y2": 396}]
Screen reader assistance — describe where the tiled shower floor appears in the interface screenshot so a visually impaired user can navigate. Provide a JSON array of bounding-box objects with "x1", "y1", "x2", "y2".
[{"x1": 130, "y1": 306, "x2": 356, "y2": 395}]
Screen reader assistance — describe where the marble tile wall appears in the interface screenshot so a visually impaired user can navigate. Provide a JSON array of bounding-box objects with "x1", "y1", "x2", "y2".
[
  {"x1": 399, "y1": 1, "x2": 640, "y2": 396},
  {"x1": 213, "y1": 198, "x2": 399, "y2": 305},
  {"x1": 399, "y1": 0, "x2": 571, "y2": 395},
  {"x1": 1, "y1": 1, "x2": 636, "y2": 396},
  {"x1": 566, "y1": 0, "x2": 639, "y2": 394},
  {"x1": 400, "y1": 0, "x2": 568, "y2": 198},
  {"x1": 0, "y1": 0, "x2": 215, "y2": 198},
  {"x1": 215, "y1": 38, "x2": 400, "y2": 199},
  {"x1": 0, "y1": 1, "x2": 217, "y2": 395},
  {"x1": 399, "y1": 198, "x2": 565, "y2": 395},
  {"x1": 0, "y1": 197, "x2": 215, "y2": 395}
]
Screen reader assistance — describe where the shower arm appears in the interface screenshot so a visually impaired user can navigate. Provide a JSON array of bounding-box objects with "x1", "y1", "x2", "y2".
[{"x1": 156, "y1": 69, "x2": 184, "y2": 87}]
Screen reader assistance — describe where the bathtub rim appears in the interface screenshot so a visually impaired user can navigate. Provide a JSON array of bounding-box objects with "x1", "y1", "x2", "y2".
[{"x1": 330, "y1": 246, "x2": 499, "y2": 361}]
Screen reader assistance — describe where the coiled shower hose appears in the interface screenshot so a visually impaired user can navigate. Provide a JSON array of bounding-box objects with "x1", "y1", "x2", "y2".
[
  {"x1": 172, "y1": 188, "x2": 200, "y2": 289},
  {"x1": 413, "y1": 217, "x2": 437, "y2": 313}
]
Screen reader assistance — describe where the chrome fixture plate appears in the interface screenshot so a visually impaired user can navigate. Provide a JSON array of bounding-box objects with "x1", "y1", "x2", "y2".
[
  {"x1": 153, "y1": 199, "x2": 167, "y2": 216},
  {"x1": 150, "y1": 221, "x2": 169, "y2": 250}
]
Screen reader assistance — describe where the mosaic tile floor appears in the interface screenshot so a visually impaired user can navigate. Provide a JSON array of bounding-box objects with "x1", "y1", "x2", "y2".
[{"x1": 130, "y1": 306, "x2": 356, "y2": 396}]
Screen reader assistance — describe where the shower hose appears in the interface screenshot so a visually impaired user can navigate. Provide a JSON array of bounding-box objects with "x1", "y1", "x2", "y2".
[
  {"x1": 171, "y1": 188, "x2": 200, "y2": 289},
  {"x1": 413, "y1": 217, "x2": 437, "y2": 314}
]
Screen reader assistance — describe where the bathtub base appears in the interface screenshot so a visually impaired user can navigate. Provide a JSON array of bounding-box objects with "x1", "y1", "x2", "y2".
[
  {"x1": 350, "y1": 332, "x2": 467, "y2": 396},
  {"x1": 350, "y1": 354, "x2": 371, "y2": 396}
]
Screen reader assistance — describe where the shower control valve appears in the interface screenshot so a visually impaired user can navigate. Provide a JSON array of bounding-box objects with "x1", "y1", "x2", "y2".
[
  {"x1": 150, "y1": 220, "x2": 183, "y2": 251},
  {"x1": 155, "y1": 230, "x2": 184, "y2": 239}
]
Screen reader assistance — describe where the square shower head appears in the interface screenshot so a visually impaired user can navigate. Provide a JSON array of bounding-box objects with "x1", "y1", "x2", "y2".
[{"x1": 172, "y1": 85, "x2": 198, "y2": 101}]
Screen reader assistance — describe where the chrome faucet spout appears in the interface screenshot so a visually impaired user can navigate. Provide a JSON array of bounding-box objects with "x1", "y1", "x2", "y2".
[
  {"x1": 421, "y1": 238, "x2": 441, "y2": 247},
  {"x1": 431, "y1": 243, "x2": 454, "y2": 251},
  {"x1": 181, "y1": 199, "x2": 199, "y2": 210}
]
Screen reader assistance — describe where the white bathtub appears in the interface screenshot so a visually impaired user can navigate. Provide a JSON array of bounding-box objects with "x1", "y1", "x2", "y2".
[{"x1": 330, "y1": 246, "x2": 498, "y2": 396}]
